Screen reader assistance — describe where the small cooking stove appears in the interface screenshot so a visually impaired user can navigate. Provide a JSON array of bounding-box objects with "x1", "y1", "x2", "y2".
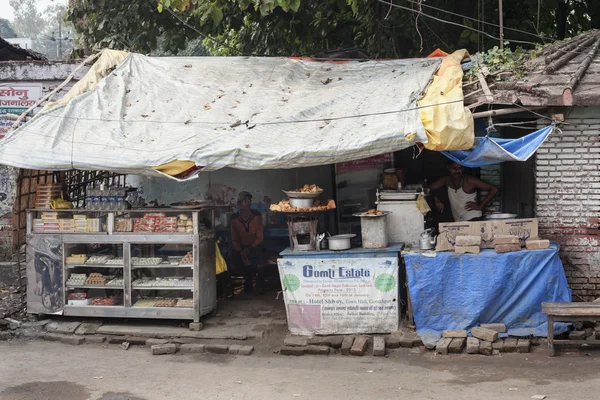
[{"x1": 375, "y1": 187, "x2": 424, "y2": 247}]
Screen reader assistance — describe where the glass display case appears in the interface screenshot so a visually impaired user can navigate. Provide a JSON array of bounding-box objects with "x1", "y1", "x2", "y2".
[{"x1": 26, "y1": 209, "x2": 216, "y2": 322}]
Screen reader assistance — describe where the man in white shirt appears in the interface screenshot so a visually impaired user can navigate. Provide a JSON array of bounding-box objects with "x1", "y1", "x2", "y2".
[{"x1": 429, "y1": 161, "x2": 499, "y2": 222}]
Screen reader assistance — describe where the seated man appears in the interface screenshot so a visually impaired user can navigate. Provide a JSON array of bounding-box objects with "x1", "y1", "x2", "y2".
[
  {"x1": 429, "y1": 161, "x2": 499, "y2": 222},
  {"x1": 230, "y1": 191, "x2": 265, "y2": 294}
]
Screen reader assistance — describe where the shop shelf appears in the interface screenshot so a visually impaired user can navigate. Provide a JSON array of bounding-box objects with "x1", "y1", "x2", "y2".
[
  {"x1": 132, "y1": 286, "x2": 193, "y2": 291},
  {"x1": 67, "y1": 285, "x2": 124, "y2": 290},
  {"x1": 66, "y1": 264, "x2": 124, "y2": 268},
  {"x1": 131, "y1": 264, "x2": 193, "y2": 269}
]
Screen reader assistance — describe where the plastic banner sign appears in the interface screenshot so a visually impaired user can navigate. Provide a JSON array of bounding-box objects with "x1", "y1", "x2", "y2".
[{"x1": 278, "y1": 257, "x2": 399, "y2": 335}]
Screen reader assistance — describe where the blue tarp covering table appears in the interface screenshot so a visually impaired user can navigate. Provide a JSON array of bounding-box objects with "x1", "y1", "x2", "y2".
[{"x1": 403, "y1": 243, "x2": 571, "y2": 347}]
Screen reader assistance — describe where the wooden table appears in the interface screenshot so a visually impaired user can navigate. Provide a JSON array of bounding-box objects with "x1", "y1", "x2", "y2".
[{"x1": 542, "y1": 302, "x2": 600, "y2": 357}]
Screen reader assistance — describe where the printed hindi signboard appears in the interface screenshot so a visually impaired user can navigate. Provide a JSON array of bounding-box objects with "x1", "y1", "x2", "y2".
[
  {"x1": 278, "y1": 257, "x2": 399, "y2": 335},
  {"x1": 0, "y1": 84, "x2": 43, "y2": 139}
]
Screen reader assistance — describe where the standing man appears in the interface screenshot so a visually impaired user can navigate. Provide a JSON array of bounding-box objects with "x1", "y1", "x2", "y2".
[
  {"x1": 429, "y1": 161, "x2": 499, "y2": 222},
  {"x1": 231, "y1": 191, "x2": 265, "y2": 294}
]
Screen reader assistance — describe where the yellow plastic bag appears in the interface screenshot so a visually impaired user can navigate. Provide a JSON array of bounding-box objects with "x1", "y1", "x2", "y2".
[
  {"x1": 416, "y1": 193, "x2": 431, "y2": 216},
  {"x1": 216, "y1": 243, "x2": 227, "y2": 275}
]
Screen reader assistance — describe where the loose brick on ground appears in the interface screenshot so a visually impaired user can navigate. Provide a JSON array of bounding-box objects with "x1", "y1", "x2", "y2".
[
  {"x1": 180, "y1": 344, "x2": 205, "y2": 354},
  {"x1": 492, "y1": 339, "x2": 504, "y2": 352},
  {"x1": 0, "y1": 331, "x2": 13, "y2": 340},
  {"x1": 386, "y1": 334, "x2": 401, "y2": 349},
  {"x1": 84, "y1": 336, "x2": 106, "y2": 344},
  {"x1": 455, "y1": 245, "x2": 480, "y2": 254},
  {"x1": 373, "y1": 336, "x2": 385, "y2": 356},
  {"x1": 151, "y1": 344, "x2": 177, "y2": 355},
  {"x1": 329, "y1": 336, "x2": 344, "y2": 349},
  {"x1": 350, "y1": 336, "x2": 368, "y2": 356},
  {"x1": 125, "y1": 336, "x2": 147, "y2": 346},
  {"x1": 228, "y1": 345, "x2": 242, "y2": 355},
  {"x1": 205, "y1": 344, "x2": 229, "y2": 354},
  {"x1": 280, "y1": 346, "x2": 305, "y2": 356},
  {"x1": 466, "y1": 337, "x2": 479, "y2": 354},
  {"x1": 471, "y1": 327, "x2": 498, "y2": 342},
  {"x1": 569, "y1": 331, "x2": 587, "y2": 340},
  {"x1": 74, "y1": 323, "x2": 102, "y2": 336},
  {"x1": 108, "y1": 336, "x2": 128, "y2": 344},
  {"x1": 341, "y1": 336, "x2": 355, "y2": 355},
  {"x1": 517, "y1": 339, "x2": 531, "y2": 353},
  {"x1": 188, "y1": 322, "x2": 203, "y2": 331},
  {"x1": 443, "y1": 330, "x2": 467, "y2": 338},
  {"x1": 479, "y1": 341, "x2": 493, "y2": 356},
  {"x1": 448, "y1": 338, "x2": 465, "y2": 354},
  {"x1": 526, "y1": 239, "x2": 550, "y2": 250},
  {"x1": 305, "y1": 345, "x2": 330, "y2": 355},
  {"x1": 455, "y1": 235, "x2": 481, "y2": 247},
  {"x1": 284, "y1": 335, "x2": 309, "y2": 347},
  {"x1": 480, "y1": 323, "x2": 507, "y2": 333},
  {"x1": 238, "y1": 346, "x2": 254, "y2": 356},
  {"x1": 504, "y1": 338, "x2": 518, "y2": 353},
  {"x1": 61, "y1": 335, "x2": 84, "y2": 346},
  {"x1": 436, "y1": 338, "x2": 452, "y2": 355},
  {"x1": 146, "y1": 338, "x2": 169, "y2": 346}
]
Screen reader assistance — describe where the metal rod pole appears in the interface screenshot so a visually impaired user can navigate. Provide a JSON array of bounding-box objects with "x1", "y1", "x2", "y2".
[{"x1": 499, "y1": 0, "x2": 504, "y2": 49}]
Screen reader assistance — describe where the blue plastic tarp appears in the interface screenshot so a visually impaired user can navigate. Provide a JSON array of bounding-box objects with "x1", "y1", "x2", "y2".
[
  {"x1": 404, "y1": 243, "x2": 571, "y2": 347},
  {"x1": 442, "y1": 125, "x2": 554, "y2": 167}
]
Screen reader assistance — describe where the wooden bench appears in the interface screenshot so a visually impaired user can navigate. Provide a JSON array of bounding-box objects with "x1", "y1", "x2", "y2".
[{"x1": 542, "y1": 302, "x2": 600, "y2": 356}]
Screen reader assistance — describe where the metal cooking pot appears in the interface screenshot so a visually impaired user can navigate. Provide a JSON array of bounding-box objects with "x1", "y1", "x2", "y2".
[
  {"x1": 328, "y1": 234, "x2": 356, "y2": 251},
  {"x1": 290, "y1": 198, "x2": 314, "y2": 208}
]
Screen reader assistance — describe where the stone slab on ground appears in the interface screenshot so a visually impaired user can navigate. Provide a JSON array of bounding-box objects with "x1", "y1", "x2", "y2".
[
  {"x1": 74, "y1": 322, "x2": 102, "y2": 336},
  {"x1": 399, "y1": 333, "x2": 422, "y2": 348},
  {"x1": 504, "y1": 338, "x2": 518, "y2": 353},
  {"x1": 228, "y1": 345, "x2": 242, "y2": 355},
  {"x1": 350, "y1": 336, "x2": 368, "y2": 356},
  {"x1": 145, "y1": 338, "x2": 169, "y2": 346},
  {"x1": 84, "y1": 336, "x2": 106, "y2": 344},
  {"x1": 43, "y1": 332, "x2": 84, "y2": 345},
  {"x1": 448, "y1": 338, "x2": 465, "y2": 354},
  {"x1": 21, "y1": 320, "x2": 50, "y2": 329},
  {"x1": 454, "y1": 245, "x2": 480, "y2": 254},
  {"x1": 180, "y1": 344, "x2": 205, "y2": 354},
  {"x1": 305, "y1": 345, "x2": 330, "y2": 355},
  {"x1": 436, "y1": 338, "x2": 453, "y2": 355},
  {"x1": 238, "y1": 345, "x2": 254, "y2": 356},
  {"x1": 479, "y1": 341, "x2": 493, "y2": 356},
  {"x1": 373, "y1": 337, "x2": 385, "y2": 356},
  {"x1": 284, "y1": 335, "x2": 309, "y2": 347},
  {"x1": 517, "y1": 339, "x2": 531, "y2": 353},
  {"x1": 151, "y1": 344, "x2": 177, "y2": 355},
  {"x1": 280, "y1": 346, "x2": 305, "y2": 356},
  {"x1": 107, "y1": 336, "x2": 128, "y2": 344},
  {"x1": 21, "y1": 329, "x2": 44, "y2": 339},
  {"x1": 46, "y1": 321, "x2": 82, "y2": 334},
  {"x1": 455, "y1": 235, "x2": 482, "y2": 247},
  {"x1": 308, "y1": 336, "x2": 343, "y2": 347},
  {"x1": 480, "y1": 323, "x2": 507, "y2": 333},
  {"x1": 341, "y1": 336, "x2": 355, "y2": 355},
  {"x1": 96, "y1": 324, "x2": 250, "y2": 341},
  {"x1": 466, "y1": 337, "x2": 479, "y2": 354},
  {"x1": 188, "y1": 322, "x2": 203, "y2": 331},
  {"x1": 125, "y1": 336, "x2": 148, "y2": 346},
  {"x1": 205, "y1": 344, "x2": 229, "y2": 354},
  {"x1": 443, "y1": 330, "x2": 467, "y2": 338},
  {"x1": 570, "y1": 331, "x2": 587, "y2": 340},
  {"x1": 471, "y1": 327, "x2": 498, "y2": 342}
]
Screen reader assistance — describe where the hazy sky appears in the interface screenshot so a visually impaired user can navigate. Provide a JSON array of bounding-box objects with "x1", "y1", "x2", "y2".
[{"x1": 0, "y1": 0, "x2": 67, "y2": 21}]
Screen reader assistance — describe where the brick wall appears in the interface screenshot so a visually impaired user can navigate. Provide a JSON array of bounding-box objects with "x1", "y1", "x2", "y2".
[
  {"x1": 480, "y1": 164, "x2": 502, "y2": 214},
  {"x1": 535, "y1": 108, "x2": 600, "y2": 301}
]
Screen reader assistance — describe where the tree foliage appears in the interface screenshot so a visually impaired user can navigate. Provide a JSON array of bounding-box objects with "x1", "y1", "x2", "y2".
[
  {"x1": 66, "y1": 0, "x2": 600, "y2": 58},
  {"x1": 0, "y1": 18, "x2": 17, "y2": 38}
]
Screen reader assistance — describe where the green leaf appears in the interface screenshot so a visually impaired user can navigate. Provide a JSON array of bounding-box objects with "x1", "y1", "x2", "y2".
[
  {"x1": 210, "y1": 5, "x2": 223, "y2": 25},
  {"x1": 289, "y1": 0, "x2": 301, "y2": 12}
]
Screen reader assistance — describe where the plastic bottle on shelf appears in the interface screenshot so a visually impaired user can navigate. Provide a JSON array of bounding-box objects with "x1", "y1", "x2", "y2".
[
  {"x1": 117, "y1": 186, "x2": 126, "y2": 210},
  {"x1": 99, "y1": 183, "x2": 107, "y2": 211},
  {"x1": 90, "y1": 185, "x2": 98, "y2": 210},
  {"x1": 108, "y1": 185, "x2": 117, "y2": 211},
  {"x1": 85, "y1": 184, "x2": 92, "y2": 210}
]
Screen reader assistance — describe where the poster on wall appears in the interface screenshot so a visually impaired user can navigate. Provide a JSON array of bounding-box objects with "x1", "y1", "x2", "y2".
[
  {"x1": 335, "y1": 153, "x2": 393, "y2": 174},
  {"x1": 0, "y1": 84, "x2": 43, "y2": 139},
  {"x1": 26, "y1": 234, "x2": 63, "y2": 315},
  {"x1": 278, "y1": 257, "x2": 399, "y2": 335}
]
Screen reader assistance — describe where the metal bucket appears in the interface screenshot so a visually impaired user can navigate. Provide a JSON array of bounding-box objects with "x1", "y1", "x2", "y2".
[{"x1": 359, "y1": 215, "x2": 389, "y2": 248}]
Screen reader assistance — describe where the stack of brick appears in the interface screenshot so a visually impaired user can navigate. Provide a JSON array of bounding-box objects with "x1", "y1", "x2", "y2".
[
  {"x1": 494, "y1": 235, "x2": 521, "y2": 253},
  {"x1": 454, "y1": 235, "x2": 481, "y2": 254}
]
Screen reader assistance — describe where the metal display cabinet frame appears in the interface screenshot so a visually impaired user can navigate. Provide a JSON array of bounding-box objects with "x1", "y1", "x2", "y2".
[{"x1": 26, "y1": 209, "x2": 216, "y2": 322}]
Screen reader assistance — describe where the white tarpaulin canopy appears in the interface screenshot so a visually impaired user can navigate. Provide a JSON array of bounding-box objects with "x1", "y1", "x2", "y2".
[{"x1": 0, "y1": 51, "x2": 442, "y2": 180}]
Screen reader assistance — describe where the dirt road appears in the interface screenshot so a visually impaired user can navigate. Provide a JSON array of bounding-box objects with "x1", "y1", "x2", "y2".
[{"x1": 1, "y1": 340, "x2": 599, "y2": 400}]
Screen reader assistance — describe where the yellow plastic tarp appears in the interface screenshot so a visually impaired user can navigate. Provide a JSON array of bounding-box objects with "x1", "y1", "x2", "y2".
[
  {"x1": 41, "y1": 49, "x2": 130, "y2": 113},
  {"x1": 419, "y1": 49, "x2": 474, "y2": 151},
  {"x1": 216, "y1": 243, "x2": 227, "y2": 275}
]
